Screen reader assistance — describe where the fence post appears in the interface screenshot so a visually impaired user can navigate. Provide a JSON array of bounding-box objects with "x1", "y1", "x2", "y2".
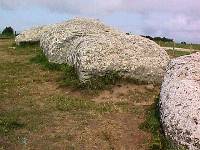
[
  {"x1": 173, "y1": 40, "x2": 175, "y2": 56},
  {"x1": 190, "y1": 43, "x2": 192, "y2": 54}
]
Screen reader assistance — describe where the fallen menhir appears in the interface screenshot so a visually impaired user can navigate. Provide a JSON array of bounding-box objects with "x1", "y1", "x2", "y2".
[{"x1": 16, "y1": 17, "x2": 170, "y2": 84}]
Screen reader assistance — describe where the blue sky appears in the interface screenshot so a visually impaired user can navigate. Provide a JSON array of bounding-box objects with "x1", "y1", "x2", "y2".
[{"x1": 1, "y1": 0, "x2": 200, "y2": 43}]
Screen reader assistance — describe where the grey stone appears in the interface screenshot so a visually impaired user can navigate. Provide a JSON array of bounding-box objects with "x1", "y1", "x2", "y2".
[
  {"x1": 160, "y1": 52, "x2": 200, "y2": 149},
  {"x1": 15, "y1": 25, "x2": 55, "y2": 45},
  {"x1": 15, "y1": 17, "x2": 170, "y2": 84},
  {"x1": 40, "y1": 18, "x2": 170, "y2": 84}
]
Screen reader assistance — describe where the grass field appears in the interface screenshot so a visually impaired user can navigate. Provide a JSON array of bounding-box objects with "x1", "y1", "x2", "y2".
[
  {"x1": 0, "y1": 39, "x2": 188, "y2": 150},
  {"x1": 156, "y1": 41, "x2": 200, "y2": 50},
  {"x1": 0, "y1": 35, "x2": 15, "y2": 40},
  {"x1": 166, "y1": 49, "x2": 195, "y2": 58}
]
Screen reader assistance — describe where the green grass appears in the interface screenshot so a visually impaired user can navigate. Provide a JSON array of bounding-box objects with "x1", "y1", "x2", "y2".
[
  {"x1": 0, "y1": 108, "x2": 57, "y2": 136},
  {"x1": 0, "y1": 41, "x2": 61, "y2": 133},
  {"x1": 30, "y1": 49, "x2": 64, "y2": 71},
  {"x1": 16, "y1": 41, "x2": 40, "y2": 47},
  {"x1": 0, "y1": 34, "x2": 15, "y2": 39},
  {"x1": 139, "y1": 97, "x2": 164, "y2": 149},
  {"x1": 139, "y1": 97, "x2": 187, "y2": 150},
  {"x1": 76, "y1": 71, "x2": 120, "y2": 90},
  {"x1": 166, "y1": 49, "x2": 193, "y2": 58},
  {"x1": 54, "y1": 96, "x2": 120, "y2": 114},
  {"x1": 7, "y1": 42, "x2": 40, "y2": 56},
  {"x1": 156, "y1": 41, "x2": 200, "y2": 50},
  {"x1": 53, "y1": 95, "x2": 147, "y2": 117},
  {"x1": 52, "y1": 94, "x2": 147, "y2": 115},
  {"x1": 0, "y1": 111, "x2": 24, "y2": 135}
]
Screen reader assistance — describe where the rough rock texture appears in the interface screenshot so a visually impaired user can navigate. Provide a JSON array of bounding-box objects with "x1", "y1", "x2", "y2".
[
  {"x1": 15, "y1": 25, "x2": 54, "y2": 45},
  {"x1": 40, "y1": 18, "x2": 170, "y2": 83},
  {"x1": 160, "y1": 52, "x2": 200, "y2": 149}
]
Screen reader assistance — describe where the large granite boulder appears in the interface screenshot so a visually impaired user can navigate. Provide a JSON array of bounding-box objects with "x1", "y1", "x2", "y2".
[
  {"x1": 40, "y1": 18, "x2": 170, "y2": 84},
  {"x1": 15, "y1": 25, "x2": 54, "y2": 45},
  {"x1": 160, "y1": 52, "x2": 200, "y2": 149}
]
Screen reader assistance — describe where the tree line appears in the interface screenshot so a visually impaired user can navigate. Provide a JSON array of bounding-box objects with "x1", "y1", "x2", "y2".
[
  {"x1": 141, "y1": 35, "x2": 174, "y2": 42},
  {"x1": 0, "y1": 26, "x2": 15, "y2": 37}
]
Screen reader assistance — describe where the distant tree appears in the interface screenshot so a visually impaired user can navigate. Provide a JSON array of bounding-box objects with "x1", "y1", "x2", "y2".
[
  {"x1": 153, "y1": 36, "x2": 173, "y2": 42},
  {"x1": 141, "y1": 35, "x2": 173, "y2": 42},
  {"x1": 181, "y1": 41, "x2": 187, "y2": 45},
  {"x1": 141, "y1": 35, "x2": 154, "y2": 41},
  {"x1": 2, "y1": 27, "x2": 14, "y2": 36}
]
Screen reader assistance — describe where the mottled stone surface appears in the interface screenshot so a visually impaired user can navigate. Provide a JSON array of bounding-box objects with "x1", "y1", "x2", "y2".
[
  {"x1": 40, "y1": 18, "x2": 170, "y2": 83},
  {"x1": 160, "y1": 52, "x2": 200, "y2": 149},
  {"x1": 15, "y1": 25, "x2": 54, "y2": 45}
]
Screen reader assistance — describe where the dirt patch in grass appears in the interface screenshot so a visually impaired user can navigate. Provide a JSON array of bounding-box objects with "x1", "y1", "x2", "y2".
[
  {"x1": 72, "y1": 113, "x2": 151, "y2": 150},
  {"x1": 16, "y1": 112, "x2": 151, "y2": 150},
  {"x1": 0, "y1": 39, "x2": 163, "y2": 149},
  {"x1": 93, "y1": 83, "x2": 159, "y2": 104}
]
